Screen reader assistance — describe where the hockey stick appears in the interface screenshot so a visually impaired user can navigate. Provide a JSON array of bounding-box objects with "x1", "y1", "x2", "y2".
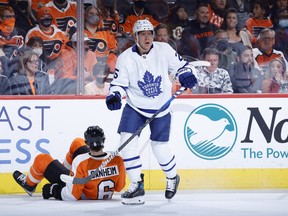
[
  {"x1": 60, "y1": 86, "x2": 186, "y2": 184},
  {"x1": 189, "y1": 60, "x2": 210, "y2": 67}
]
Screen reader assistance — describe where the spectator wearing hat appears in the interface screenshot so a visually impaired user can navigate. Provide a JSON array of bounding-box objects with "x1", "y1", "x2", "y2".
[
  {"x1": 48, "y1": 32, "x2": 97, "y2": 95},
  {"x1": 25, "y1": 6, "x2": 68, "y2": 62}
]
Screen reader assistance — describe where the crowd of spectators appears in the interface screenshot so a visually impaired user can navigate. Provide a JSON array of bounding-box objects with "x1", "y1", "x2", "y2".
[{"x1": 0, "y1": 0, "x2": 287, "y2": 95}]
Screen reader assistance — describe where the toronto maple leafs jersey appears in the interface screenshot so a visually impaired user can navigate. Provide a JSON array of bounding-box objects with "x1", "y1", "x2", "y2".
[{"x1": 109, "y1": 42, "x2": 187, "y2": 117}]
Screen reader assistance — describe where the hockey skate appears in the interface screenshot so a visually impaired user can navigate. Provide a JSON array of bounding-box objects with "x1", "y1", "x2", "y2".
[
  {"x1": 121, "y1": 173, "x2": 145, "y2": 205},
  {"x1": 165, "y1": 174, "x2": 180, "y2": 200},
  {"x1": 13, "y1": 170, "x2": 36, "y2": 196}
]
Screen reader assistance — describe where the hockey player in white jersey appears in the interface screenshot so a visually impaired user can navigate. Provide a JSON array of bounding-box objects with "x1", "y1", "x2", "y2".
[{"x1": 106, "y1": 19, "x2": 197, "y2": 205}]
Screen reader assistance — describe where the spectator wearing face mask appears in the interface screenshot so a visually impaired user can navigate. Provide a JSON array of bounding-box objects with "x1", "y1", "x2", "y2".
[
  {"x1": 84, "y1": 5, "x2": 118, "y2": 83},
  {"x1": 274, "y1": 11, "x2": 288, "y2": 60},
  {"x1": 45, "y1": 0, "x2": 77, "y2": 38},
  {"x1": 9, "y1": 0, "x2": 37, "y2": 35},
  {"x1": 96, "y1": 0, "x2": 120, "y2": 36},
  {"x1": 270, "y1": 0, "x2": 288, "y2": 28},
  {"x1": 120, "y1": 0, "x2": 159, "y2": 35},
  {"x1": 25, "y1": 6, "x2": 68, "y2": 62},
  {"x1": 0, "y1": 5, "x2": 25, "y2": 60},
  {"x1": 7, "y1": 35, "x2": 50, "y2": 82},
  {"x1": 84, "y1": 62, "x2": 110, "y2": 96},
  {"x1": 26, "y1": 36, "x2": 51, "y2": 75}
]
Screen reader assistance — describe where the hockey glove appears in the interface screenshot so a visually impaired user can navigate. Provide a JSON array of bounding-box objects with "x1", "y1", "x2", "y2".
[
  {"x1": 42, "y1": 183, "x2": 63, "y2": 200},
  {"x1": 106, "y1": 91, "x2": 122, "y2": 111},
  {"x1": 178, "y1": 67, "x2": 197, "y2": 89}
]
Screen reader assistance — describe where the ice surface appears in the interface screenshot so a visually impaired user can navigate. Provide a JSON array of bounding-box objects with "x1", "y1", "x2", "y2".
[{"x1": 1, "y1": 190, "x2": 288, "y2": 216}]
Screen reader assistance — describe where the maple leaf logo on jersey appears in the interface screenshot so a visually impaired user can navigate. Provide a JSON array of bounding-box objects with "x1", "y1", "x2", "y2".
[{"x1": 138, "y1": 71, "x2": 162, "y2": 98}]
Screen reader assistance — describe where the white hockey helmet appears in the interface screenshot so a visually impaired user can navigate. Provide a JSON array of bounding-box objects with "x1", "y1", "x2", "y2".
[{"x1": 133, "y1": 19, "x2": 154, "y2": 35}]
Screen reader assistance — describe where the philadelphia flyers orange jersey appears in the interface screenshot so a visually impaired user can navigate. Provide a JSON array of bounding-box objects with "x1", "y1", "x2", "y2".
[
  {"x1": 45, "y1": 1, "x2": 77, "y2": 34},
  {"x1": 26, "y1": 137, "x2": 126, "y2": 201},
  {"x1": 31, "y1": 0, "x2": 51, "y2": 11},
  {"x1": 54, "y1": 46, "x2": 97, "y2": 80},
  {"x1": 208, "y1": 4, "x2": 224, "y2": 28},
  {"x1": 61, "y1": 152, "x2": 126, "y2": 200},
  {"x1": 120, "y1": 7, "x2": 159, "y2": 34},
  {"x1": 0, "y1": 31, "x2": 24, "y2": 60},
  {"x1": 246, "y1": 18, "x2": 273, "y2": 44},
  {"x1": 253, "y1": 48, "x2": 288, "y2": 73},
  {"x1": 99, "y1": 11, "x2": 120, "y2": 35},
  {"x1": 0, "y1": 0, "x2": 8, "y2": 6},
  {"x1": 25, "y1": 25, "x2": 68, "y2": 60},
  {"x1": 84, "y1": 28, "x2": 117, "y2": 58}
]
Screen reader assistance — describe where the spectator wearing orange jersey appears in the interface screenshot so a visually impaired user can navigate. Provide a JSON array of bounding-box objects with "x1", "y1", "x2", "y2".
[
  {"x1": 13, "y1": 125, "x2": 126, "y2": 201},
  {"x1": 121, "y1": 0, "x2": 159, "y2": 35},
  {"x1": 207, "y1": 0, "x2": 229, "y2": 28},
  {"x1": 253, "y1": 28, "x2": 288, "y2": 74},
  {"x1": 25, "y1": 6, "x2": 69, "y2": 61},
  {"x1": 31, "y1": 0, "x2": 50, "y2": 11},
  {"x1": 0, "y1": 0, "x2": 8, "y2": 6},
  {"x1": 84, "y1": 5, "x2": 118, "y2": 83},
  {"x1": 50, "y1": 32, "x2": 97, "y2": 94},
  {"x1": 0, "y1": 5, "x2": 25, "y2": 60},
  {"x1": 45, "y1": 0, "x2": 77, "y2": 37},
  {"x1": 245, "y1": 0, "x2": 273, "y2": 45},
  {"x1": 54, "y1": 32, "x2": 96, "y2": 80},
  {"x1": 97, "y1": 0, "x2": 120, "y2": 35}
]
